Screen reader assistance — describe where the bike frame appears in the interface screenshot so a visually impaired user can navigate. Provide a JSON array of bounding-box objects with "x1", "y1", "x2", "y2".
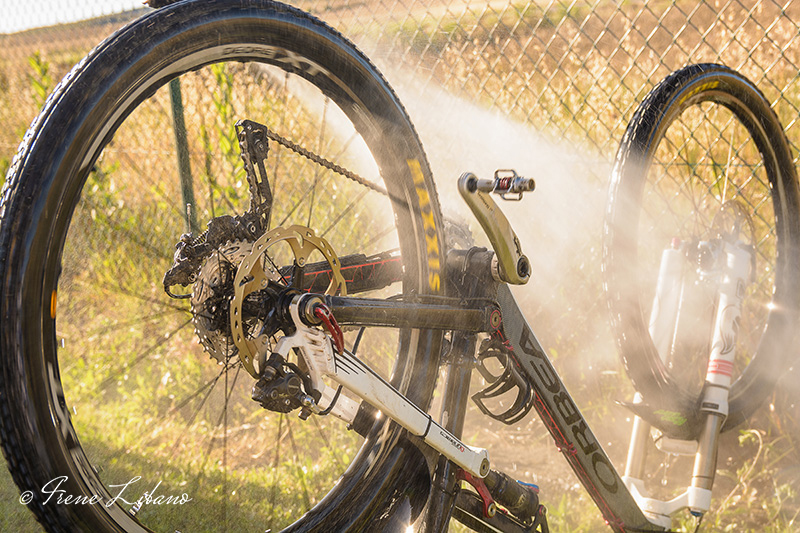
[
  {"x1": 273, "y1": 171, "x2": 749, "y2": 532},
  {"x1": 290, "y1": 272, "x2": 658, "y2": 532},
  {"x1": 453, "y1": 283, "x2": 659, "y2": 532}
]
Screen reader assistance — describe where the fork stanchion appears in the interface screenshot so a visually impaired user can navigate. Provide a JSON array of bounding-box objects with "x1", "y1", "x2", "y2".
[
  {"x1": 688, "y1": 240, "x2": 751, "y2": 514},
  {"x1": 623, "y1": 394, "x2": 651, "y2": 482},
  {"x1": 623, "y1": 241, "x2": 684, "y2": 487}
]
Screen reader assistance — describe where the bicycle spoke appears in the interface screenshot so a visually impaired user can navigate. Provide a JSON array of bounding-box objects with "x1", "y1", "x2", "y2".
[
  {"x1": 310, "y1": 416, "x2": 343, "y2": 469},
  {"x1": 320, "y1": 187, "x2": 370, "y2": 239},
  {"x1": 4, "y1": 6, "x2": 441, "y2": 531},
  {"x1": 189, "y1": 365, "x2": 240, "y2": 528},
  {"x1": 285, "y1": 418, "x2": 312, "y2": 509},
  {"x1": 267, "y1": 412, "x2": 285, "y2": 521},
  {"x1": 306, "y1": 97, "x2": 328, "y2": 228},
  {"x1": 98, "y1": 317, "x2": 194, "y2": 390},
  {"x1": 57, "y1": 308, "x2": 182, "y2": 345}
]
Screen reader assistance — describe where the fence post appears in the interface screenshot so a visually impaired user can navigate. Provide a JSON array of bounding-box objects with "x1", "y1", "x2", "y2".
[{"x1": 169, "y1": 77, "x2": 199, "y2": 235}]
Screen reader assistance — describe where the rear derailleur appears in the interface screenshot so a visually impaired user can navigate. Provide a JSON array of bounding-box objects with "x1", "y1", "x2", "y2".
[{"x1": 163, "y1": 119, "x2": 273, "y2": 296}]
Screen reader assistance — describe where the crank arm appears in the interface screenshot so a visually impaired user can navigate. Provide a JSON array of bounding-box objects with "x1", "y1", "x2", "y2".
[{"x1": 458, "y1": 172, "x2": 532, "y2": 285}]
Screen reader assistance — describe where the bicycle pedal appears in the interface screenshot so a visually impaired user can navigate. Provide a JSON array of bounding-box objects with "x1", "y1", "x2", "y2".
[
  {"x1": 464, "y1": 169, "x2": 535, "y2": 201},
  {"x1": 458, "y1": 171, "x2": 532, "y2": 285},
  {"x1": 472, "y1": 337, "x2": 534, "y2": 425}
]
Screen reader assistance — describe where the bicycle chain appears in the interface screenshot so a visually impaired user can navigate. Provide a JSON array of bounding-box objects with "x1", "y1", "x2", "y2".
[
  {"x1": 264, "y1": 128, "x2": 389, "y2": 197},
  {"x1": 164, "y1": 120, "x2": 393, "y2": 298}
]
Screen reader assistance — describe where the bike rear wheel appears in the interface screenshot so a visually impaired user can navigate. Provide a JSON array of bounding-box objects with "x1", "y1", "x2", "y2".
[
  {"x1": 604, "y1": 63, "x2": 800, "y2": 437},
  {"x1": 0, "y1": 1, "x2": 445, "y2": 531}
]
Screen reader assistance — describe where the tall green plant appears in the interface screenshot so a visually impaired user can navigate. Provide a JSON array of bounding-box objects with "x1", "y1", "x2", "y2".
[
  {"x1": 210, "y1": 63, "x2": 246, "y2": 194},
  {"x1": 28, "y1": 51, "x2": 52, "y2": 110}
]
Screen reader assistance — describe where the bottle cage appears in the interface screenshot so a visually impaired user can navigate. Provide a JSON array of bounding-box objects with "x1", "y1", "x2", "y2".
[{"x1": 472, "y1": 337, "x2": 535, "y2": 425}]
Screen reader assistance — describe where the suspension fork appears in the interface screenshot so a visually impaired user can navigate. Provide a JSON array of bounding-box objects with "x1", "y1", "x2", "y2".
[{"x1": 623, "y1": 239, "x2": 752, "y2": 525}]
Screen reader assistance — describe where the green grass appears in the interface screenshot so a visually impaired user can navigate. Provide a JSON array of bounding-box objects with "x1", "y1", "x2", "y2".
[{"x1": 0, "y1": 467, "x2": 44, "y2": 532}]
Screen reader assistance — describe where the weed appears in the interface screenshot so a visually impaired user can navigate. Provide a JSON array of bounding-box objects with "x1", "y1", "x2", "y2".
[{"x1": 27, "y1": 51, "x2": 51, "y2": 110}]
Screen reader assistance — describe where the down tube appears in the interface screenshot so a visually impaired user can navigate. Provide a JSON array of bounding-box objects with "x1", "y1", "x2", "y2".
[{"x1": 496, "y1": 285, "x2": 664, "y2": 533}]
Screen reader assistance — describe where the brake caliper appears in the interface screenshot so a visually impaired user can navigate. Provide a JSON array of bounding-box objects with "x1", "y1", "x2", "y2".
[
  {"x1": 250, "y1": 296, "x2": 343, "y2": 419},
  {"x1": 251, "y1": 353, "x2": 310, "y2": 413}
]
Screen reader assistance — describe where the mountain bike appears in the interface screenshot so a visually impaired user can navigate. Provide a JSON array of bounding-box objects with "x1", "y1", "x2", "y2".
[{"x1": 1, "y1": 1, "x2": 798, "y2": 531}]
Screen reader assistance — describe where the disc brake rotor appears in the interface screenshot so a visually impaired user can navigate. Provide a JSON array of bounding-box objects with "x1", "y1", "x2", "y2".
[{"x1": 231, "y1": 224, "x2": 347, "y2": 378}]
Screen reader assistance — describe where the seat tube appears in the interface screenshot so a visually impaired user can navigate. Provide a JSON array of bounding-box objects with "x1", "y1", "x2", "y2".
[
  {"x1": 690, "y1": 241, "x2": 751, "y2": 513},
  {"x1": 420, "y1": 331, "x2": 478, "y2": 533}
]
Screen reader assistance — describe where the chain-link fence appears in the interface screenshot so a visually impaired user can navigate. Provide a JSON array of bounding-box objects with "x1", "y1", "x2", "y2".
[
  {"x1": 3, "y1": 0, "x2": 800, "y2": 417},
  {"x1": 4, "y1": 0, "x2": 800, "y2": 327},
  {"x1": 1, "y1": 1, "x2": 799, "y2": 528}
]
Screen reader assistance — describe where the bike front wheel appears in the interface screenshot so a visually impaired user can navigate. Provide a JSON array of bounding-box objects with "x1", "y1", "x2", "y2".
[
  {"x1": 0, "y1": 1, "x2": 445, "y2": 531},
  {"x1": 604, "y1": 63, "x2": 800, "y2": 437}
]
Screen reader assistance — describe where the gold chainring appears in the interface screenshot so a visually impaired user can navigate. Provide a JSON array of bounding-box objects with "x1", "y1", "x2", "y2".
[{"x1": 230, "y1": 224, "x2": 346, "y2": 377}]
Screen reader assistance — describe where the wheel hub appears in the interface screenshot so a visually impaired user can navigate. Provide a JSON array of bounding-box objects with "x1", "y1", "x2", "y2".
[{"x1": 230, "y1": 224, "x2": 347, "y2": 378}]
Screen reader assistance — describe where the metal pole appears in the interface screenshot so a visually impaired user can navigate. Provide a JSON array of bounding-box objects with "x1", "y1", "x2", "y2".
[{"x1": 169, "y1": 77, "x2": 198, "y2": 234}]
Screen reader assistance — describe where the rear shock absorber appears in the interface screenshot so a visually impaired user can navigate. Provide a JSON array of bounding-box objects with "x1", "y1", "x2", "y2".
[{"x1": 458, "y1": 467, "x2": 547, "y2": 530}]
